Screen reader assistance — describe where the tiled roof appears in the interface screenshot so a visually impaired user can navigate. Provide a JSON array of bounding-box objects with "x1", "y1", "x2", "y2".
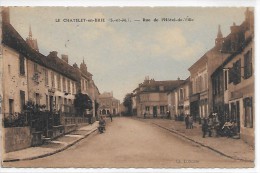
[
  {"x1": 2, "y1": 22, "x2": 80, "y2": 81},
  {"x1": 138, "y1": 80, "x2": 184, "y2": 93}
]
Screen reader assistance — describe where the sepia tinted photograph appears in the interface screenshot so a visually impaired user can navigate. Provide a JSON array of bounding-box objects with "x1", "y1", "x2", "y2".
[{"x1": 0, "y1": 6, "x2": 255, "y2": 168}]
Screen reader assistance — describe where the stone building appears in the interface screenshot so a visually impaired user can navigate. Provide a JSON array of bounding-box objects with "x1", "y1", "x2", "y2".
[
  {"x1": 73, "y1": 60, "x2": 100, "y2": 118},
  {"x1": 167, "y1": 77, "x2": 191, "y2": 119},
  {"x1": 98, "y1": 92, "x2": 120, "y2": 116},
  {"x1": 188, "y1": 25, "x2": 231, "y2": 122},
  {"x1": 211, "y1": 8, "x2": 254, "y2": 145},
  {"x1": 1, "y1": 7, "x2": 99, "y2": 119},
  {"x1": 133, "y1": 77, "x2": 184, "y2": 118}
]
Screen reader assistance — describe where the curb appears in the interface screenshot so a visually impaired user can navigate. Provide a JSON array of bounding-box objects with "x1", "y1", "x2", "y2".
[
  {"x1": 151, "y1": 122, "x2": 253, "y2": 162},
  {"x1": 3, "y1": 128, "x2": 97, "y2": 162}
]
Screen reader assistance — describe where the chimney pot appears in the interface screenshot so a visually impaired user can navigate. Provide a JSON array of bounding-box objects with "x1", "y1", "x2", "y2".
[
  {"x1": 2, "y1": 7, "x2": 10, "y2": 24},
  {"x1": 61, "y1": 54, "x2": 69, "y2": 63},
  {"x1": 50, "y1": 51, "x2": 58, "y2": 57}
]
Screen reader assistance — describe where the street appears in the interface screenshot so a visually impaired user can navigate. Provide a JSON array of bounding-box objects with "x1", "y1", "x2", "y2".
[{"x1": 3, "y1": 117, "x2": 253, "y2": 168}]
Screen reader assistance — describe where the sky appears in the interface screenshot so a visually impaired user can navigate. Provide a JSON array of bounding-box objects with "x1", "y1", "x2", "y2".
[{"x1": 9, "y1": 7, "x2": 247, "y2": 102}]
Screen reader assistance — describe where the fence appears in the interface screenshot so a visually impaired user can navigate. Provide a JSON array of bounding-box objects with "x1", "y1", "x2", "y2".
[{"x1": 2, "y1": 112, "x2": 29, "y2": 128}]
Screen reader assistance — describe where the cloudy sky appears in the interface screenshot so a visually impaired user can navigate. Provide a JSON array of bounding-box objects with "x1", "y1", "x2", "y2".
[{"x1": 9, "y1": 7, "x2": 247, "y2": 101}]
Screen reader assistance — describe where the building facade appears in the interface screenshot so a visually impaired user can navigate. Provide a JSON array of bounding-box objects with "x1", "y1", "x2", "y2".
[
  {"x1": 212, "y1": 8, "x2": 254, "y2": 145},
  {"x1": 1, "y1": 8, "x2": 99, "y2": 120},
  {"x1": 167, "y1": 77, "x2": 191, "y2": 119},
  {"x1": 98, "y1": 92, "x2": 120, "y2": 116},
  {"x1": 188, "y1": 26, "x2": 231, "y2": 122},
  {"x1": 133, "y1": 77, "x2": 184, "y2": 118}
]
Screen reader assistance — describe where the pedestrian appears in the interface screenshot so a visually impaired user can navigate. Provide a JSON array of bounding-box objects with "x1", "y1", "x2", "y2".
[
  {"x1": 208, "y1": 114, "x2": 213, "y2": 137},
  {"x1": 188, "y1": 115, "x2": 193, "y2": 129},
  {"x1": 144, "y1": 112, "x2": 146, "y2": 119},
  {"x1": 202, "y1": 118, "x2": 208, "y2": 138},
  {"x1": 167, "y1": 111, "x2": 171, "y2": 119},
  {"x1": 185, "y1": 114, "x2": 189, "y2": 129},
  {"x1": 109, "y1": 113, "x2": 113, "y2": 122}
]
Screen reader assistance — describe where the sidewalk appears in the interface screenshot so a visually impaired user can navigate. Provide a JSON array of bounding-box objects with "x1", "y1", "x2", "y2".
[
  {"x1": 136, "y1": 118, "x2": 254, "y2": 162},
  {"x1": 3, "y1": 121, "x2": 99, "y2": 162}
]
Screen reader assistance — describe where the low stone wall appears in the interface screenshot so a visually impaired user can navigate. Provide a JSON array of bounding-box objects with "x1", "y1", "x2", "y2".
[
  {"x1": 31, "y1": 131, "x2": 43, "y2": 147},
  {"x1": 52, "y1": 125, "x2": 65, "y2": 139},
  {"x1": 3, "y1": 126, "x2": 32, "y2": 153},
  {"x1": 64, "y1": 124, "x2": 77, "y2": 134},
  {"x1": 61, "y1": 116, "x2": 88, "y2": 125}
]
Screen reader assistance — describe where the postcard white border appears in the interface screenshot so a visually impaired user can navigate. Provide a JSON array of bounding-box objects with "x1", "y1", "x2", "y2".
[{"x1": 0, "y1": 0, "x2": 259, "y2": 173}]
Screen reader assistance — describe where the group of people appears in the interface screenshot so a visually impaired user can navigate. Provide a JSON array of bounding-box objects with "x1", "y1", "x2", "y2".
[
  {"x1": 201, "y1": 112, "x2": 239, "y2": 138},
  {"x1": 201, "y1": 113, "x2": 219, "y2": 138},
  {"x1": 184, "y1": 114, "x2": 193, "y2": 129}
]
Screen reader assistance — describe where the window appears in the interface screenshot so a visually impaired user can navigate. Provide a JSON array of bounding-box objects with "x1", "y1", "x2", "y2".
[
  {"x1": 68, "y1": 80, "x2": 71, "y2": 93},
  {"x1": 34, "y1": 63, "x2": 38, "y2": 73},
  {"x1": 19, "y1": 55, "x2": 25, "y2": 75},
  {"x1": 51, "y1": 72, "x2": 55, "y2": 88},
  {"x1": 9, "y1": 99, "x2": 14, "y2": 114},
  {"x1": 244, "y1": 97, "x2": 253, "y2": 128},
  {"x1": 204, "y1": 74, "x2": 208, "y2": 89},
  {"x1": 145, "y1": 106, "x2": 150, "y2": 111},
  {"x1": 71, "y1": 82, "x2": 74, "y2": 94},
  {"x1": 179, "y1": 88, "x2": 184, "y2": 100},
  {"x1": 213, "y1": 77, "x2": 217, "y2": 95},
  {"x1": 46, "y1": 95, "x2": 49, "y2": 110},
  {"x1": 160, "y1": 106, "x2": 165, "y2": 114},
  {"x1": 63, "y1": 77, "x2": 66, "y2": 91},
  {"x1": 36, "y1": 93, "x2": 40, "y2": 105},
  {"x1": 20, "y1": 90, "x2": 25, "y2": 112},
  {"x1": 233, "y1": 59, "x2": 241, "y2": 85},
  {"x1": 85, "y1": 81, "x2": 88, "y2": 90},
  {"x1": 57, "y1": 74, "x2": 61, "y2": 90},
  {"x1": 44, "y1": 69, "x2": 49, "y2": 86},
  {"x1": 244, "y1": 49, "x2": 253, "y2": 79},
  {"x1": 224, "y1": 70, "x2": 228, "y2": 90}
]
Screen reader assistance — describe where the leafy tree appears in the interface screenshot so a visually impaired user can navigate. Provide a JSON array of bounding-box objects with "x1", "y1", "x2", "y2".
[
  {"x1": 74, "y1": 93, "x2": 92, "y2": 116},
  {"x1": 123, "y1": 93, "x2": 133, "y2": 116}
]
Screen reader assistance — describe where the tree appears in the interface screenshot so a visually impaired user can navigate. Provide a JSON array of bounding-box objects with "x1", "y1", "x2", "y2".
[
  {"x1": 123, "y1": 93, "x2": 133, "y2": 116},
  {"x1": 74, "y1": 93, "x2": 92, "y2": 116}
]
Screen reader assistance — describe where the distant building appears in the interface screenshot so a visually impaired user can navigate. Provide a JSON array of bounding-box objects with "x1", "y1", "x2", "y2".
[
  {"x1": 26, "y1": 26, "x2": 39, "y2": 52},
  {"x1": 98, "y1": 92, "x2": 120, "y2": 115},
  {"x1": 167, "y1": 77, "x2": 191, "y2": 119},
  {"x1": 133, "y1": 77, "x2": 184, "y2": 118}
]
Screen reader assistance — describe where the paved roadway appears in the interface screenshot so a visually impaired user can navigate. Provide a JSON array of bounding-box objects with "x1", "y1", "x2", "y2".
[{"x1": 3, "y1": 117, "x2": 253, "y2": 168}]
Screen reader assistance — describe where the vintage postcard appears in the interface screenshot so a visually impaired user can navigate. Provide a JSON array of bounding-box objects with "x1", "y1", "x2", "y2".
[{"x1": 0, "y1": 6, "x2": 255, "y2": 169}]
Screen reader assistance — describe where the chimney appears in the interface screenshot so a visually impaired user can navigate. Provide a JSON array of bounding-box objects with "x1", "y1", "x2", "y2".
[
  {"x1": 73, "y1": 63, "x2": 78, "y2": 68},
  {"x1": 2, "y1": 7, "x2": 10, "y2": 24},
  {"x1": 50, "y1": 51, "x2": 58, "y2": 57},
  {"x1": 61, "y1": 54, "x2": 69, "y2": 63},
  {"x1": 230, "y1": 22, "x2": 239, "y2": 34}
]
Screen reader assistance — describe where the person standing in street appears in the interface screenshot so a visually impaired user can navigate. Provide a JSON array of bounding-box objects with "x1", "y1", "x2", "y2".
[
  {"x1": 208, "y1": 113, "x2": 213, "y2": 137},
  {"x1": 185, "y1": 114, "x2": 189, "y2": 129},
  {"x1": 202, "y1": 118, "x2": 208, "y2": 138},
  {"x1": 109, "y1": 113, "x2": 113, "y2": 122},
  {"x1": 189, "y1": 115, "x2": 193, "y2": 129}
]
